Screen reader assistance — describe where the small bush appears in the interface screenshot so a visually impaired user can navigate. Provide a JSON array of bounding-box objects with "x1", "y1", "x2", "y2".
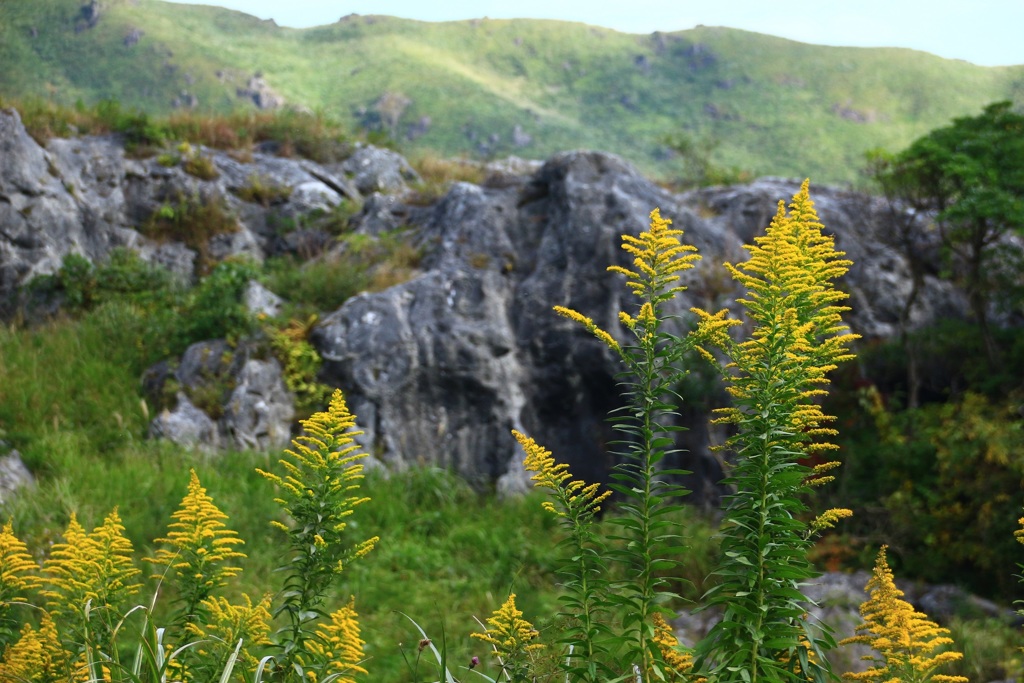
[
  {"x1": 182, "y1": 258, "x2": 261, "y2": 344},
  {"x1": 29, "y1": 248, "x2": 180, "y2": 316},
  {"x1": 142, "y1": 191, "x2": 238, "y2": 272},
  {"x1": 407, "y1": 153, "x2": 487, "y2": 204},
  {"x1": 262, "y1": 230, "x2": 421, "y2": 315},
  {"x1": 156, "y1": 152, "x2": 180, "y2": 167},
  {"x1": 182, "y1": 152, "x2": 219, "y2": 180},
  {"x1": 263, "y1": 256, "x2": 370, "y2": 315},
  {"x1": 234, "y1": 173, "x2": 292, "y2": 207}
]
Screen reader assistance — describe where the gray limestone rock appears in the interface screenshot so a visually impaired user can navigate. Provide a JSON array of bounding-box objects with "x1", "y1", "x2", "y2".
[
  {"x1": 338, "y1": 145, "x2": 421, "y2": 195},
  {"x1": 149, "y1": 392, "x2": 221, "y2": 452},
  {"x1": 223, "y1": 358, "x2": 295, "y2": 451},
  {"x1": 244, "y1": 279, "x2": 283, "y2": 318},
  {"x1": 0, "y1": 108, "x2": 372, "y2": 312},
  {"x1": 0, "y1": 449, "x2": 34, "y2": 504},
  {"x1": 311, "y1": 152, "x2": 972, "y2": 498},
  {"x1": 144, "y1": 340, "x2": 295, "y2": 453}
]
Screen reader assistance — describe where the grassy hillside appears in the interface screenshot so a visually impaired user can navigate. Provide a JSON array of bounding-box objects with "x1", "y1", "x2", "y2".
[{"x1": 1, "y1": 0, "x2": 1023, "y2": 184}]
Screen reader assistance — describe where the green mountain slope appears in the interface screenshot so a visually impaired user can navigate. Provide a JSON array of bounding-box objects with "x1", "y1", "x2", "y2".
[{"x1": 2, "y1": 0, "x2": 1023, "y2": 184}]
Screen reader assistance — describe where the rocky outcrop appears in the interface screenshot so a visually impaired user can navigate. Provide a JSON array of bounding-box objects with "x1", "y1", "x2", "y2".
[
  {"x1": 144, "y1": 339, "x2": 294, "y2": 452},
  {"x1": 0, "y1": 108, "x2": 970, "y2": 491},
  {"x1": 0, "y1": 107, "x2": 382, "y2": 312},
  {"x1": 312, "y1": 153, "x2": 967, "y2": 499},
  {"x1": 0, "y1": 448, "x2": 34, "y2": 504},
  {"x1": 337, "y1": 145, "x2": 420, "y2": 195},
  {"x1": 236, "y1": 74, "x2": 285, "y2": 110}
]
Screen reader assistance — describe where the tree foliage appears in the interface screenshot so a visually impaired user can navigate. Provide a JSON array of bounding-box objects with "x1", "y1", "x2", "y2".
[{"x1": 868, "y1": 101, "x2": 1024, "y2": 361}]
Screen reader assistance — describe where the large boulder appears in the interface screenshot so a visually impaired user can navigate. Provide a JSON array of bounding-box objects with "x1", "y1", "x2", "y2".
[
  {"x1": 336, "y1": 145, "x2": 421, "y2": 195},
  {"x1": 0, "y1": 107, "x2": 368, "y2": 314},
  {"x1": 0, "y1": 448, "x2": 34, "y2": 504},
  {"x1": 144, "y1": 339, "x2": 295, "y2": 452},
  {"x1": 312, "y1": 152, "x2": 968, "y2": 498}
]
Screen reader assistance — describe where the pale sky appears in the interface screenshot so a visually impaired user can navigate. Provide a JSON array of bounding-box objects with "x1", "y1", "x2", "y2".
[{"x1": 164, "y1": 1, "x2": 1024, "y2": 67}]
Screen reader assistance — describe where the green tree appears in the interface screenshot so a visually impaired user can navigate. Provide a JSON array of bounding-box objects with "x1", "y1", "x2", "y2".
[{"x1": 868, "y1": 101, "x2": 1024, "y2": 363}]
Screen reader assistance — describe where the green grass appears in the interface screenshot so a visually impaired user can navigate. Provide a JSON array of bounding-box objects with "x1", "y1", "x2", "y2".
[
  {"x1": 1, "y1": 1, "x2": 1022, "y2": 184},
  {"x1": 0, "y1": 295, "x2": 724, "y2": 680},
  {"x1": 1, "y1": 248, "x2": 1021, "y2": 682}
]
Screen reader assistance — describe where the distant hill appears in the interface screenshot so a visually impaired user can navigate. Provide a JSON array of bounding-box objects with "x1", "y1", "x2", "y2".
[{"x1": 1, "y1": 0, "x2": 1022, "y2": 184}]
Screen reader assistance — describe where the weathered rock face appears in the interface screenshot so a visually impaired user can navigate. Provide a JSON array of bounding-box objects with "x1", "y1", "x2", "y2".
[
  {"x1": 336, "y1": 145, "x2": 421, "y2": 195},
  {"x1": 0, "y1": 107, "x2": 391, "y2": 313},
  {"x1": 0, "y1": 448, "x2": 34, "y2": 504},
  {"x1": 0, "y1": 109, "x2": 140, "y2": 307},
  {"x1": 1, "y1": 107, "x2": 969, "y2": 491},
  {"x1": 311, "y1": 153, "x2": 967, "y2": 500},
  {"x1": 144, "y1": 339, "x2": 295, "y2": 452}
]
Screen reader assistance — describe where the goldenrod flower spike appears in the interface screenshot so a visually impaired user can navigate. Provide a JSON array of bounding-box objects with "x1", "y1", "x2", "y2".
[
  {"x1": 309, "y1": 597, "x2": 368, "y2": 682},
  {"x1": 652, "y1": 612, "x2": 696, "y2": 680},
  {"x1": 0, "y1": 520, "x2": 41, "y2": 601},
  {"x1": 258, "y1": 389, "x2": 377, "y2": 559},
  {"x1": 841, "y1": 546, "x2": 968, "y2": 683},
  {"x1": 471, "y1": 593, "x2": 544, "y2": 657},
  {"x1": 42, "y1": 509, "x2": 141, "y2": 621},
  {"x1": 692, "y1": 180, "x2": 859, "y2": 456},
  {"x1": 258, "y1": 389, "x2": 378, "y2": 674},
  {"x1": 185, "y1": 594, "x2": 273, "y2": 673},
  {"x1": 515, "y1": 429, "x2": 610, "y2": 518},
  {"x1": 0, "y1": 614, "x2": 66, "y2": 681},
  {"x1": 607, "y1": 208, "x2": 700, "y2": 303},
  {"x1": 146, "y1": 469, "x2": 246, "y2": 591},
  {"x1": 809, "y1": 508, "x2": 853, "y2": 534}
]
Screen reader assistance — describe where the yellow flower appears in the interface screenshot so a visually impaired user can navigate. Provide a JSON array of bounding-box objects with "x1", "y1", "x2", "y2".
[
  {"x1": 1016, "y1": 513, "x2": 1024, "y2": 545},
  {"x1": 0, "y1": 614, "x2": 69, "y2": 682},
  {"x1": 307, "y1": 597, "x2": 368, "y2": 682},
  {"x1": 514, "y1": 430, "x2": 610, "y2": 518},
  {"x1": 691, "y1": 180, "x2": 859, "y2": 457},
  {"x1": 652, "y1": 612, "x2": 695, "y2": 680},
  {"x1": 471, "y1": 593, "x2": 544, "y2": 658},
  {"x1": 42, "y1": 510, "x2": 141, "y2": 622},
  {"x1": 146, "y1": 469, "x2": 245, "y2": 591},
  {"x1": 809, "y1": 508, "x2": 853, "y2": 534},
  {"x1": 841, "y1": 546, "x2": 968, "y2": 683},
  {"x1": 184, "y1": 593, "x2": 273, "y2": 673},
  {"x1": 257, "y1": 389, "x2": 376, "y2": 566},
  {"x1": 607, "y1": 208, "x2": 701, "y2": 301},
  {"x1": 0, "y1": 519, "x2": 42, "y2": 602}
]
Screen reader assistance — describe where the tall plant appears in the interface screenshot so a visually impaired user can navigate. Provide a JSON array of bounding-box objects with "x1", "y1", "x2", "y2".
[
  {"x1": 690, "y1": 180, "x2": 857, "y2": 683},
  {"x1": 258, "y1": 389, "x2": 379, "y2": 680},
  {"x1": 841, "y1": 546, "x2": 967, "y2": 683},
  {"x1": 524, "y1": 208, "x2": 701, "y2": 680}
]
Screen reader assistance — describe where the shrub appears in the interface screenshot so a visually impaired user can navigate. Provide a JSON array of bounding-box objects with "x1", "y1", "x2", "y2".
[
  {"x1": 142, "y1": 191, "x2": 238, "y2": 272},
  {"x1": 234, "y1": 173, "x2": 293, "y2": 207},
  {"x1": 182, "y1": 152, "x2": 219, "y2": 180},
  {"x1": 839, "y1": 386, "x2": 1024, "y2": 600},
  {"x1": 33, "y1": 248, "x2": 179, "y2": 314},
  {"x1": 181, "y1": 258, "x2": 260, "y2": 344}
]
